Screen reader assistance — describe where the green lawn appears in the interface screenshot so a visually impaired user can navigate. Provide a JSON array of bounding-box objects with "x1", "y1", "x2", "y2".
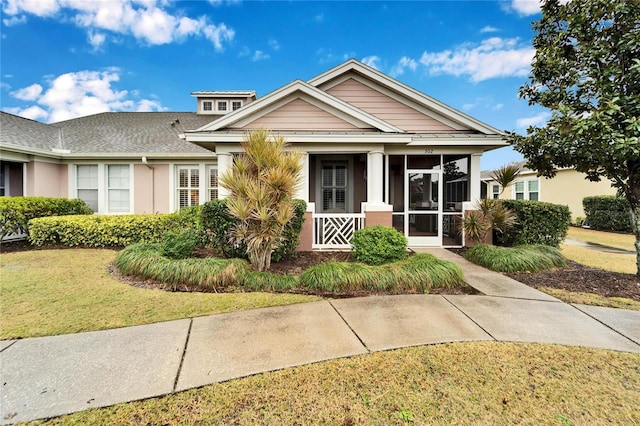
[
  {"x1": 567, "y1": 226, "x2": 635, "y2": 251},
  {"x1": 29, "y1": 342, "x2": 640, "y2": 425},
  {"x1": 0, "y1": 249, "x2": 318, "y2": 339}
]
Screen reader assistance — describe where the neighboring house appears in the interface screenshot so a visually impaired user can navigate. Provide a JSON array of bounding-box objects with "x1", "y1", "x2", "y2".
[
  {"x1": 1, "y1": 59, "x2": 506, "y2": 248},
  {"x1": 482, "y1": 163, "x2": 617, "y2": 220}
]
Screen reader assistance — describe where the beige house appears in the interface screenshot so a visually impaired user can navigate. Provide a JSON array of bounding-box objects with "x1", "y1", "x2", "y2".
[
  {"x1": 1, "y1": 59, "x2": 507, "y2": 248},
  {"x1": 482, "y1": 164, "x2": 617, "y2": 220}
]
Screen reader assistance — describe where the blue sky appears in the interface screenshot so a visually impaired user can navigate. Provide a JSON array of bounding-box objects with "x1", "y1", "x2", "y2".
[{"x1": 1, "y1": 0, "x2": 551, "y2": 170}]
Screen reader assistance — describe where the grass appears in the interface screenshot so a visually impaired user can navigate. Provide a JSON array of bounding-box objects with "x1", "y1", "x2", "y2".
[
  {"x1": 28, "y1": 342, "x2": 640, "y2": 425},
  {"x1": 560, "y1": 244, "x2": 636, "y2": 274},
  {"x1": 465, "y1": 244, "x2": 566, "y2": 273},
  {"x1": 538, "y1": 287, "x2": 640, "y2": 311},
  {"x1": 0, "y1": 249, "x2": 318, "y2": 339},
  {"x1": 300, "y1": 253, "x2": 464, "y2": 293},
  {"x1": 567, "y1": 226, "x2": 635, "y2": 251}
]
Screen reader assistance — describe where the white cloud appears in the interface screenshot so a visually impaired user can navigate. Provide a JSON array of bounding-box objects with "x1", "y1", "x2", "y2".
[
  {"x1": 508, "y1": 0, "x2": 542, "y2": 16},
  {"x1": 268, "y1": 38, "x2": 280, "y2": 51},
  {"x1": 493, "y1": 103, "x2": 504, "y2": 111},
  {"x1": 461, "y1": 97, "x2": 503, "y2": 112},
  {"x1": 2, "y1": 14, "x2": 26, "y2": 26},
  {"x1": 0, "y1": 81, "x2": 11, "y2": 91},
  {"x1": 516, "y1": 112, "x2": 550, "y2": 129},
  {"x1": 361, "y1": 55, "x2": 381, "y2": 70},
  {"x1": 2, "y1": 0, "x2": 235, "y2": 50},
  {"x1": 7, "y1": 69, "x2": 167, "y2": 123},
  {"x1": 251, "y1": 50, "x2": 270, "y2": 61},
  {"x1": 390, "y1": 56, "x2": 418, "y2": 77},
  {"x1": 419, "y1": 37, "x2": 535, "y2": 82},
  {"x1": 480, "y1": 25, "x2": 499, "y2": 33},
  {"x1": 10, "y1": 83, "x2": 42, "y2": 100},
  {"x1": 316, "y1": 48, "x2": 352, "y2": 65},
  {"x1": 314, "y1": 13, "x2": 324, "y2": 23}
]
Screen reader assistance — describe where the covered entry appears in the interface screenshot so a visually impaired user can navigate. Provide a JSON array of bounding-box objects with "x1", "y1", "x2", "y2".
[{"x1": 389, "y1": 154, "x2": 469, "y2": 247}]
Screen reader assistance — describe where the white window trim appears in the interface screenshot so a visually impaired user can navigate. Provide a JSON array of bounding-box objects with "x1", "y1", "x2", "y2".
[
  {"x1": 491, "y1": 183, "x2": 501, "y2": 199},
  {"x1": 170, "y1": 162, "x2": 218, "y2": 212},
  {"x1": 70, "y1": 163, "x2": 134, "y2": 214},
  {"x1": 512, "y1": 178, "x2": 540, "y2": 201},
  {"x1": 216, "y1": 100, "x2": 229, "y2": 112},
  {"x1": 231, "y1": 100, "x2": 243, "y2": 111},
  {"x1": 201, "y1": 100, "x2": 213, "y2": 112}
]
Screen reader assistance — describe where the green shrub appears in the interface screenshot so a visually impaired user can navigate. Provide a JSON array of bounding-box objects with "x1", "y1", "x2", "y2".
[
  {"x1": 495, "y1": 200, "x2": 570, "y2": 247},
  {"x1": 299, "y1": 254, "x2": 464, "y2": 293},
  {"x1": 29, "y1": 212, "x2": 198, "y2": 247},
  {"x1": 465, "y1": 244, "x2": 566, "y2": 273},
  {"x1": 200, "y1": 198, "x2": 306, "y2": 261},
  {"x1": 583, "y1": 196, "x2": 632, "y2": 232},
  {"x1": 0, "y1": 196, "x2": 92, "y2": 241},
  {"x1": 115, "y1": 243, "x2": 296, "y2": 292},
  {"x1": 161, "y1": 229, "x2": 199, "y2": 259},
  {"x1": 351, "y1": 225, "x2": 408, "y2": 265}
]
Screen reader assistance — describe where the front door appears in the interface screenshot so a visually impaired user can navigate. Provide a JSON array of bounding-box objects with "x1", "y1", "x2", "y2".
[{"x1": 405, "y1": 169, "x2": 442, "y2": 246}]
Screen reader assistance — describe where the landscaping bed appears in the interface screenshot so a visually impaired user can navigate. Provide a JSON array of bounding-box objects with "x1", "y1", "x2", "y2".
[{"x1": 506, "y1": 261, "x2": 640, "y2": 302}]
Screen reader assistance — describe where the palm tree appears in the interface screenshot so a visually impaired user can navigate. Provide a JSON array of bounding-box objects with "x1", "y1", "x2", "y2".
[
  {"x1": 490, "y1": 162, "x2": 522, "y2": 196},
  {"x1": 219, "y1": 128, "x2": 302, "y2": 272}
]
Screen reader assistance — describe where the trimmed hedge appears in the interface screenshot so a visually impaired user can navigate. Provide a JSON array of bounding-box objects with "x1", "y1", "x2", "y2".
[
  {"x1": 351, "y1": 225, "x2": 408, "y2": 265},
  {"x1": 29, "y1": 209, "x2": 200, "y2": 247},
  {"x1": 201, "y1": 198, "x2": 306, "y2": 261},
  {"x1": 495, "y1": 200, "x2": 570, "y2": 247},
  {"x1": 0, "y1": 196, "x2": 92, "y2": 241},
  {"x1": 583, "y1": 196, "x2": 633, "y2": 232}
]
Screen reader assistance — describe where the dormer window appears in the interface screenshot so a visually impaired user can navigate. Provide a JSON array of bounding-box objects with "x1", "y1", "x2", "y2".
[
  {"x1": 202, "y1": 101, "x2": 213, "y2": 112},
  {"x1": 232, "y1": 101, "x2": 243, "y2": 111},
  {"x1": 217, "y1": 101, "x2": 228, "y2": 112}
]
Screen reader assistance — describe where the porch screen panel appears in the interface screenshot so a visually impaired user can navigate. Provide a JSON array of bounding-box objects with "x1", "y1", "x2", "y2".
[
  {"x1": 77, "y1": 165, "x2": 99, "y2": 212},
  {"x1": 322, "y1": 163, "x2": 347, "y2": 212},
  {"x1": 177, "y1": 166, "x2": 200, "y2": 208}
]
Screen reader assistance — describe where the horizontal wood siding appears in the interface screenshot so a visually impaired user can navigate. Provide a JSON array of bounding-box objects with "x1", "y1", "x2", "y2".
[
  {"x1": 327, "y1": 78, "x2": 455, "y2": 132},
  {"x1": 234, "y1": 98, "x2": 368, "y2": 131}
]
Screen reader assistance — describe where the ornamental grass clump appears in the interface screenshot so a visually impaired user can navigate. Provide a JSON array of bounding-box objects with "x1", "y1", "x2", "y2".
[
  {"x1": 464, "y1": 244, "x2": 566, "y2": 273},
  {"x1": 299, "y1": 254, "x2": 464, "y2": 294}
]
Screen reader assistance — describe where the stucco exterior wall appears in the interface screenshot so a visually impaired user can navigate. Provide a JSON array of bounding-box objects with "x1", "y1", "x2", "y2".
[
  {"x1": 26, "y1": 161, "x2": 67, "y2": 198},
  {"x1": 134, "y1": 164, "x2": 171, "y2": 214},
  {"x1": 486, "y1": 169, "x2": 617, "y2": 219}
]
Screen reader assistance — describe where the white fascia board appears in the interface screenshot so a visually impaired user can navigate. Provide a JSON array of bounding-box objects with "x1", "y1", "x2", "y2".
[
  {"x1": 62, "y1": 152, "x2": 217, "y2": 160},
  {"x1": 308, "y1": 59, "x2": 504, "y2": 135},
  {"x1": 193, "y1": 79, "x2": 403, "y2": 133},
  {"x1": 407, "y1": 137, "x2": 508, "y2": 146},
  {"x1": 189, "y1": 133, "x2": 414, "y2": 144},
  {"x1": 0, "y1": 143, "x2": 61, "y2": 159}
]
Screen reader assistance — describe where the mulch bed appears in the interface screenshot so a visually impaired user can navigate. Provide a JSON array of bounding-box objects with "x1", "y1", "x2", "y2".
[{"x1": 2, "y1": 240, "x2": 638, "y2": 301}]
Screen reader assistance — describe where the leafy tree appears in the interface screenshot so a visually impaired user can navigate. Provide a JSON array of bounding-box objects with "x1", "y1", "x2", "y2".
[
  {"x1": 219, "y1": 128, "x2": 302, "y2": 271},
  {"x1": 507, "y1": 0, "x2": 640, "y2": 275}
]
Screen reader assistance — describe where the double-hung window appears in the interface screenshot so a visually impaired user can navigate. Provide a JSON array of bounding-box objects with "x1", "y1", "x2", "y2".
[
  {"x1": 217, "y1": 101, "x2": 228, "y2": 112},
  {"x1": 202, "y1": 101, "x2": 213, "y2": 112},
  {"x1": 232, "y1": 101, "x2": 242, "y2": 111},
  {"x1": 76, "y1": 165, "x2": 99, "y2": 212},
  {"x1": 75, "y1": 164, "x2": 131, "y2": 213},
  {"x1": 492, "y1": 184, "x2": 500, "y2": 199},
  {"x1": 207, "y1": 166, "x2": 218, "y2": 201},
  {"x1": 514, "y1": 179, "x2": 539, "y2": 201}
]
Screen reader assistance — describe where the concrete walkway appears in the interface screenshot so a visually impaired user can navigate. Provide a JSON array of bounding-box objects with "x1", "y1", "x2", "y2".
[{"x1": 2, "y1": 250, "x2": 640, "y2": 424}]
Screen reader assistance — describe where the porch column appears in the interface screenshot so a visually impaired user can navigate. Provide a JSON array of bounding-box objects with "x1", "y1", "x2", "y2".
[
  {"x1": 362, "y1": 149, "x2": 392, "y2": 227},
  {"x1": 217, "y1": 152, "x2": 232, "y2": 199},
  {"x1": 295, "y1": 152, "x2": 309, "y2": 202},
  {"x1": 469, "y1": 153, "x2": 482, "y2": 203},
  {"x1": 366, "y1": 150, "x2": 385, "y2": 206}
]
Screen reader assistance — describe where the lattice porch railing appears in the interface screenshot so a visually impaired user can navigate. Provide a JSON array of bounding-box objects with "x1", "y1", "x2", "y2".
[{"x1": 313, "y1": 213, "x2": 365, "y2": 249}]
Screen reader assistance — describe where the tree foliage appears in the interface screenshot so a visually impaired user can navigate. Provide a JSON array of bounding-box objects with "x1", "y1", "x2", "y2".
[
  {"x1": 219, "y1": 128, "x2": 303, "y2": 272},
  {"x1": 507, "y1": 0, "x2": 640, "y2": 274}
]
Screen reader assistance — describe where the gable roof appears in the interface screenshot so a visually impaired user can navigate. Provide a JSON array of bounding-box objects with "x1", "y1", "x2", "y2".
[
  {"x1": 193, "y1": 79, "x2": 404, "y2": 133},
  {"x1": 0, "y1": 112, "x2": 59, "y2": 153},
  {"x1": 308, "y1": 59, "x2": 503, "y2": 135}
]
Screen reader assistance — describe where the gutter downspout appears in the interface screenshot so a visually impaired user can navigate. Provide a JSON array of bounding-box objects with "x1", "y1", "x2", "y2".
[{"x1": 142, "y1": 156, "x2": 155, "y2": 213}]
